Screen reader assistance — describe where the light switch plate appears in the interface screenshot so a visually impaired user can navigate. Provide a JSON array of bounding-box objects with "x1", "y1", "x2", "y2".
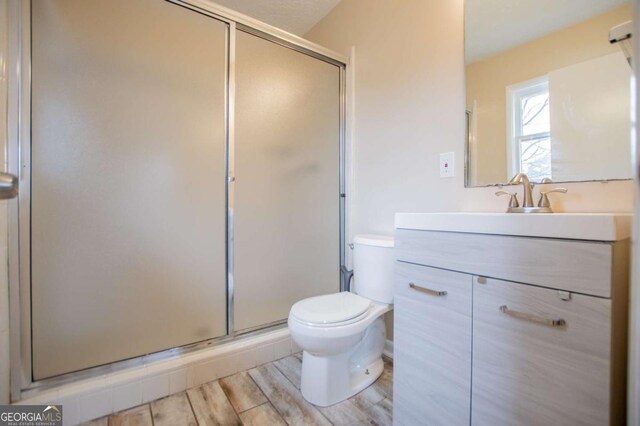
[{"x1": 440, "y1": 152, "x2": 454, "y2": 178}]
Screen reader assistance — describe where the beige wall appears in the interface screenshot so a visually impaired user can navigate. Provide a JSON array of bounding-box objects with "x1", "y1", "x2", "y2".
[
  {"x1": 307, "y1": 0, "x2": 633, "y2": 234},
  {"x1": 466, "y1": 4, "x2": 632, "y2": 185},
  {"x1": 306, "y1": 0, "x2": 634, "y2": 340},
  {"x1": 306, "y1": 0, "x2": 468, "y2": 236},
  {"x1": 548, "y1": 52, "x2": 630, "y2": 181}
]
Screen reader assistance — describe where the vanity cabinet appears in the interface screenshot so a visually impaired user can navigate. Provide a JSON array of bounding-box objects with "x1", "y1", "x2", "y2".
[
  {"x1": 394, "y1": 262, "x2": 472, "y2": 426},
  {"x1": 393, "y1": 228, "x2": 629, "y2": 426},
  {"x1": 472, "y1": 276, "x2": 612, "y2": 425}
]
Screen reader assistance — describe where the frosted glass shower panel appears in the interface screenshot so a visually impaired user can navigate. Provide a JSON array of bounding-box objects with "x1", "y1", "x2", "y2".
[
  {"x1": 234, "y1": 31, "x2": 341, "y2": 331},
  {"x1": 31, "y1": 0, "x2": 228, "y2": 379}
]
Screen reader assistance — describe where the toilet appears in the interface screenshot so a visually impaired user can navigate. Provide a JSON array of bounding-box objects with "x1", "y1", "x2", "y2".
[{"x1": 288, "y1": 234, "x2": 394, "y2": 407}]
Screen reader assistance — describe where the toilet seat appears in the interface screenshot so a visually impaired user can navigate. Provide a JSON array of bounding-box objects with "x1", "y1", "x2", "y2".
[{"x1": 290, "y1": 292, "x2": 371, "y2": 326}]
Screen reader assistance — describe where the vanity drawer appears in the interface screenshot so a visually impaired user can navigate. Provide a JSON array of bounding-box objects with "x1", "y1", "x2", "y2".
[
  {"x1": 395, "y1": 229, "x2": 616, "y2": 297},
  {"x1": 395, "y1": 260, "x2": 471, "y2": 305},
  {"x1": 394, "y1": 261, "x2": 472, "y2": 426},
  {"x1": 472, "y1": 276, "x2": 613, "y2": 426}
]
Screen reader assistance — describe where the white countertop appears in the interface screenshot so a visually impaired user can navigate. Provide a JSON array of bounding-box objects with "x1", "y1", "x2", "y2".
[{"x1": 394, "y1": 212, "x2": 632, "y2": 241}]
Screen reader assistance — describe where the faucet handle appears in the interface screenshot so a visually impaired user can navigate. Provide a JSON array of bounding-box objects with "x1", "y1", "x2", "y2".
[
  {"x1": 495, "y1": 191, "x2": 519, "y2": 208},
  {"x1": 538, "y1": 188, "x2": 567, "y2": 208}
]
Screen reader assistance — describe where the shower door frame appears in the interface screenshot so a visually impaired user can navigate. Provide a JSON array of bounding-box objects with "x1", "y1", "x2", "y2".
[{"x1": 6, "y1": 0, "x2": 348, "y2": 401}]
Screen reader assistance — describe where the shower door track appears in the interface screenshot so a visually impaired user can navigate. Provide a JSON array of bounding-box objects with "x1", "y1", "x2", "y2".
[{"x1": 6, "y1": 0, "x2": 348, "y2": 401}]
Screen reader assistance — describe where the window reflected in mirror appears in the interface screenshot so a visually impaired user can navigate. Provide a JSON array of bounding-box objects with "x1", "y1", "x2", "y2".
[{"x1": 465, "y1": 0, "x2": 632, "y2": 186}]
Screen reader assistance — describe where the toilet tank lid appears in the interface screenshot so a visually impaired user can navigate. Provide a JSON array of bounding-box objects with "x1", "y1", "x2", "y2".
[{"x1": 353, "y1": 234, "x2": 394, "y2": 248}]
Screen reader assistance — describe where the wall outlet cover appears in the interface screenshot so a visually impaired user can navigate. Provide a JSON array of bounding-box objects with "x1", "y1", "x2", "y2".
[{"x1": 440, "y1": 152, "x2": 455, "y2": 178}]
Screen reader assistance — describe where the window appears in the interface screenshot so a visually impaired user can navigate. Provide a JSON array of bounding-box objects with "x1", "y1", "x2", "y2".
[{"x1": 506, "y1": 77, "x2": 551, "y2": 182}]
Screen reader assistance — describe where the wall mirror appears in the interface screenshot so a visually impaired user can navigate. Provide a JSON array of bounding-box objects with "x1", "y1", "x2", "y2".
[{"x1": 464, "y1": 0, "x2": 632, "y2": 187}]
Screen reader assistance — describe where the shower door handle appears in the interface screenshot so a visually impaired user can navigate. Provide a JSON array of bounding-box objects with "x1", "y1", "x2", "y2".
[{"x1": 0, "y1": 172, "x2": 18, "y2": 199}]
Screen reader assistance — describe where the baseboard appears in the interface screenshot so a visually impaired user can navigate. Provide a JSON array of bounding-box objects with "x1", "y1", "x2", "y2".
[
  {"x1": 383, "y1": 339, "x2": 393, "y2": 359},
  {"x1": 16, "y1": 328, "x2": 294, "y2": 425}
]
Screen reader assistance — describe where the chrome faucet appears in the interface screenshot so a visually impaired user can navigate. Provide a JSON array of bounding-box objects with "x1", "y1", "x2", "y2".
[{"x1": 497, "y1": 173, "x2": 567, "y2": 213}]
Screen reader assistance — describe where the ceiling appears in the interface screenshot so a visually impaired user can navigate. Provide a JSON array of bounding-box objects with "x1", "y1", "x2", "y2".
[
  {"x1": 465, "y1": 0, "x2": 631, "y2": 64},
  {"x1": 211, "y1": 0, "x2": 342, "y2": 36}
]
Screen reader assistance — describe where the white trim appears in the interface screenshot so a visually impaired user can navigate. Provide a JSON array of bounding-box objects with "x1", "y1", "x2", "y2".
[
  {"x1": 628, "y1": 1, "x2": 639, "y2": 422},
  {"x1": 506, "y1": 84, "x2": 516, "y2": 179},
  {"x1": 17, "y1": 328, "x2": 295, "y2": 425},
  {"x1": 7, "y1": 0, "x2": 31, "y2": 402},
  {"x1": 0, "y1": 0, "x2": 9, "y2": 406},
  {"x1": 505, "y1": 75, "x2": 549, "y2": 180},
  {"x1": 346, "y1": 46, "x2": 356, "y2": 269},
  {"x1": 468, "y1": 100, "x2": 478, "y2": 185},
  {"x1": 383, "y1": 339, "x2": 393, "y2": 359}
]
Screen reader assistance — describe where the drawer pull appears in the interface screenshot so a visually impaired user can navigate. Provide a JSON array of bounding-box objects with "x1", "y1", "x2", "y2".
[
  {"x1": 499, "y1": 305, "x2": 566, "y2": 327},
  {"x1": 409, "y1": 283, "x2": 447, "y2": 296}
]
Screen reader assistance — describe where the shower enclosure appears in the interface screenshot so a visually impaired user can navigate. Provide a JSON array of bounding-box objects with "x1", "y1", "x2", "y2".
[{"x1": 6, "y1": 0, "x2": 346, "y2": 396}]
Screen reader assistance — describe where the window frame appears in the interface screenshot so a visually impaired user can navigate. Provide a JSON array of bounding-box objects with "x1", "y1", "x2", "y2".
[{"x1": 506, "y1": 76, "x2": 550, "y2": 180}]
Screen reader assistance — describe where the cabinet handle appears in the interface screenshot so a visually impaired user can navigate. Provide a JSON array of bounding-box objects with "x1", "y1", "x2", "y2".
[
  {"x1": 499, "y1": 305, "x2": 566, "y2": 327},
  {"x1": 409, "y1": 283, "x2": 447, "y2": 296}
]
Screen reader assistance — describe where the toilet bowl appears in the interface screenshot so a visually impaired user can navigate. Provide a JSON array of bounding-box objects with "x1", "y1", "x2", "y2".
[{"x1": 288, "y1": 234, "x2": 394, "y2": 407}]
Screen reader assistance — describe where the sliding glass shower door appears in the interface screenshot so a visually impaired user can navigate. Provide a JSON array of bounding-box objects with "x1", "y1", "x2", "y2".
[
  {"x1": 30, "y1": 0, "x2": 228, "y2": 380},
  {"x1": 22, "y1": 0, "x2": 344, "y2": 384},
  {"x1": 233, "y1": 31, "x2": 341, "y2": 331}
]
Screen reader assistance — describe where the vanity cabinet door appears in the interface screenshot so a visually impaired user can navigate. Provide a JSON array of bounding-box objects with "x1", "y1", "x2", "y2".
[
  {"x1": 472, "y1": 277, "x2": 612, "y2": 426},
  {"x1": 394, "y1": 262, "x2": 472, "y2": 426}
]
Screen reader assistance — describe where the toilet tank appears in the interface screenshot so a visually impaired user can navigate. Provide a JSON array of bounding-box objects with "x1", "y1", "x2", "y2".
[{"x1": 352, "y1": 234, "x2": 395, "y2": 304}]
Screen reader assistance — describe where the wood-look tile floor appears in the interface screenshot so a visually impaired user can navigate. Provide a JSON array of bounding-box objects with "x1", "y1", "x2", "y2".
[{"x1": 85, "y1": 353, "x2": 393, "y2": 426}]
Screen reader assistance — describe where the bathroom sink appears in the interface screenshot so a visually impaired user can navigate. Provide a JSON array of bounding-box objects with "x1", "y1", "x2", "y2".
[{"x1": 394, "y1": 212, "x2": 632, "y2": 241}]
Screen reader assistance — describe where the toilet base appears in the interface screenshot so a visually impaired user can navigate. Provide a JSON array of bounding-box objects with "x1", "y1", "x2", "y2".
[{"x1": 299, "y1": 317, "x2": 386, "y2": 407}]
